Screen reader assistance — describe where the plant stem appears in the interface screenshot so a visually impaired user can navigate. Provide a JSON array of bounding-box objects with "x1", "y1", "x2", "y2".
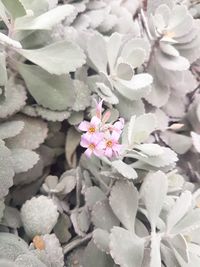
[{"x1": 63, "y1": 233, "x2": 92, "y2": 255}]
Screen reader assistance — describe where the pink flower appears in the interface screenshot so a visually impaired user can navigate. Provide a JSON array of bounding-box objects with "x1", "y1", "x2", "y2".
[
  {"x1": 78, "y1": 116, "x2": 101, "y2": 136},
  {"x1": 103, "y1": 132, "x2": 123, "y2": 158},
  {"x1": 80, "y1": 133, "x2": 104, "y2": 158},
  {"x1": 94, "y1": 99, "x2": 103, "y2": 119},
  {"x1": 109, "y1": 118, "x2": 124, "y2": 138}
]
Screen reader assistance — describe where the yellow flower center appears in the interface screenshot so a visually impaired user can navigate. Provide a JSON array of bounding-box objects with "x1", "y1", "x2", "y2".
[
  {"x1": 106, "y1": 140, "x2": 113, "y2": 148},
  {"x1": 88, "y1": 127, "x2": 96, "y2": 133},
  {"x1": 89, "y1": 143, "x2": 95, "y2": 150}
]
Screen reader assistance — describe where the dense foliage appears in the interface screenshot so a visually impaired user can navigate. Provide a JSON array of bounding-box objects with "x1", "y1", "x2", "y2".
[{"x1": 0, "y1": 0, "x2": 200, "y2": 266}]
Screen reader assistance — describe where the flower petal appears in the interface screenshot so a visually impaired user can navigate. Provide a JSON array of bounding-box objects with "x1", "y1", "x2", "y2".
[
  {"x1": 85, "y1": 148, "x2": 93, "y2": 158},
  {"x1": 79, "y1": 121, "x2": 90, "y2": 131}
]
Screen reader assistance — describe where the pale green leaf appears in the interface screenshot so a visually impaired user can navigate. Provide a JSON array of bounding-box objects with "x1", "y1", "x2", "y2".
[
  {"x1": 83, "y1": 241, "x2": 114, "y2": 267},
  {"x1": 167, "y1": 191, "x2": 192, "y2": 233},
  {"x1": 0, "y1": 120, "x2": 24, "y2": 139},
  {"x1": 91, "y1": 200, "x2": 119, "y2": 231},
  {"x1": 85, "y1": 186, "x2": 106, "y2": 209},
  {"x1": 18, "y1": 64, "x2": 75, "y2": 111},
  {"x1": 109, "y1": 181, "x2": 138, "y2": 231},
  {"x1": 93, "y1": 229, "x2": 110, "y2": 253},
  {"x1": 0, "y1": 232, "x2": 29, "y2": 261},
  {"x1": 0, "y1": 79, "x2": 27, "y2": 119},
  {"x1": 110, "y1": 227, "x2": 144, "y2": 267},
  {"x1": 11, "y1": 148, "x2": 39, "y2": 173},
  {"x1": 6, "y1": 114, "x2": 48, "y2": 150},
  {"x1": 128, "y1": 113, "x2": 157, "y2": 145},
  {"x1": 140, "y1": 171, "x2": 168, "y2": 230},
  {"x1": 1, "y1": 0, "x2": 26, "y2": 20},
  {"x1": 15, "y1": 254, "x2": 46, "y2": 267},
  {"x1": 0, "y1": 140, "x2": 14, "y2": 198},
  {"x1": 15, "y1": 4, "x2": 75, "y2": 30},
  {"x1": 18, "y1": 41, "x2": 85, "y2": 75},
  {"x1": 112, "y1": 160, "x2": 138, "y2": 180}
]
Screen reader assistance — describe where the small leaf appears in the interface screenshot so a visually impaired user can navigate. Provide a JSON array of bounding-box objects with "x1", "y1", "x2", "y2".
[
  {"x1": 1, "y1": 0, "x2": 26, "y2": 19},
  {"x1": 11, "y1": 149, "x2": 39, "y2": 174},
  {"x1": 167, "y1": 191, "x2": 192, "y2": 233},
  {"x1": 18, "y1": 64, "x2": 75, "y2": 111},
  {"x1": 15, "y1": 4, "x2": 75, "y2": 30},
  {"x1": 141, "y1": 171, "x2": 168, "y2": 230},
  {"x1": 109, "y1": 181, "x2": 138, "y2": 231},
  {"x1": 18, "y1": 41, "x2": 85, "y2": 75},
  {"x1": 112, "y1": 160, "x2": 138, "y2": 180},
  {"x1": 110, "y1": 227, "x2": 144, "y2": 267}
]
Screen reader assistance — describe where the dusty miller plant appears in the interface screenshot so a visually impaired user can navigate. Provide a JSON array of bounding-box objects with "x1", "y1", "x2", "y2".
[{"x1": 0, "y1": 0, "x2": 200, "y2": 266}]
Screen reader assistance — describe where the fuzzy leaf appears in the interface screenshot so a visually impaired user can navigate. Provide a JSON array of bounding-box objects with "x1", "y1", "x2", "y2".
[
  {"x1": 21, "y1": 196, "x2": 59, "y2": 238},
  {"x1": 0, "y1": 121, "x2": 24, "y2": 139},
  {"x1": 0, "y1": 140, "x2": 14, "y2": 198},
  {"x1": 18, "y1": 41, "x2": 85, "y2": 75},
  {"x1": 109, "y1": 181, "x2": 138, "y2": 231},
  {"x1": 6, "y1": 114, "x2": 48, "y2": 150},
  {"x1": 11, "y1": 149, "x2": 39, "y2": 174},
  {"x1": 15, "y1": 4, "x2": 75, "y2": 30},
  {"x1": 15, "y1": 254, "x2": 46, "y2": 267},
  {"x1": 35, "y1": 106, "x2": 71, "y2": 122},
  {"x1": 85, "y1": 186, "x2": 106, "y2": 209},
  {"x1": 141, "y1": 171, "x2": 168, "y2": 230},
  {"x1": 19, "y1": 64, "x2": 75, "y2": 111},
  {"x1": 112, "y1": 160, "x2": 138, "y2": 180},
  {"x1": 1, "y1": 206, "x2": 22, "y2": 228},
  {"x1": 92, "y1": 200, "x2": 119, "y2": 231},
  {"x1": 0, "y1": 79, "x2": 27, "y2": 119},
  {"x1": 110, "y1": 227, "x2": 144, "y2": 267},
  {"x1": 0, "y1": 232, "x2": 29, "y2": 261},
  {"x1": 114, "y1": 74, "x2": 152, "y2": 101}
]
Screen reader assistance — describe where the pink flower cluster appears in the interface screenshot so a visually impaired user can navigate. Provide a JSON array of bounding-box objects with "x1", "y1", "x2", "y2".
[{"x1": 78, "y1": 100, "x2": 124, "y2": 158}]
